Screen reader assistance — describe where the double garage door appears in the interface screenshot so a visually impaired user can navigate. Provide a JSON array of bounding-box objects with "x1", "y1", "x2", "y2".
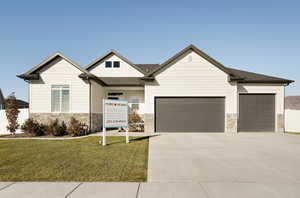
[
  {"x1": 155, "y1": 95, "x2": 275, "y2": 132},
  {"x1": 155, "y1": 97, "x2": 225, "y2": 132}
]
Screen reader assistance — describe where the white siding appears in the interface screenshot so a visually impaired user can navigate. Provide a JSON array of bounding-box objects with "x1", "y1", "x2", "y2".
[
  {"x1": 285, "y1": 110, "x2": 300, "y2": 132},
  {"x1": 91, "y1": 81, "x2": 105, "y2": 113},
  {"x1": 238, "y1": 83, "x2": 285, "y2": 132},
  {"x1": 30, "y1": 59, "x2": 90, "y2": 113},
  {"x1": 89, "y1": 55, "x2": 143, "y2": 77},
  {"x1": 145, "y1": 51, "x2": 237, "y2": 114}
]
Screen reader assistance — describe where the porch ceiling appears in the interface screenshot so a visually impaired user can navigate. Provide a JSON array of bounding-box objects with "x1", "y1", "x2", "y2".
[{"x1": 98, "y1": 77, "x2": 145, "y2": 87}]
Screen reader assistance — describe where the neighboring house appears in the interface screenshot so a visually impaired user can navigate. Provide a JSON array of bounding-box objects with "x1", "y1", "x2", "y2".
[
  {"x1": 285, "y1": 96, "x2": 300, "y2": 110},
  {"x1": 17, "y1": 44, "x2": 293, "y2": 133},
  {"x1": 0, "y1": 89, "x2": 4, "y2": 110},
  {"x1": 0, "y1": 90, "x2": 29, "y2": 109}
]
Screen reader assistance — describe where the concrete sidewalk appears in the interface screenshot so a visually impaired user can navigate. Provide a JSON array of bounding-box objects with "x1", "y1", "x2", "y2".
[{"x1": 1, "y1": 182, "x2": 300, "y2": 198}]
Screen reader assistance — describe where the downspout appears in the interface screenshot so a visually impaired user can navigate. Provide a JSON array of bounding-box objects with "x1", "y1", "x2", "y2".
[{"x1": 89, "y1": 80, "x2": 92, "y2": 133}]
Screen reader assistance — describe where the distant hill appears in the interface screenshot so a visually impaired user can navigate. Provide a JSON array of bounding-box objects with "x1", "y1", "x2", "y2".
[{"x1": 285, "y1": 96, "x2": 300, "y2": 110}]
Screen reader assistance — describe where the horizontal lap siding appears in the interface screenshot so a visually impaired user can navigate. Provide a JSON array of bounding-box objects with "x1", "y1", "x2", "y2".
[
  {"x1": 145, "y1": 51, "x2": 237, "y2": 114},
  {"x1": 89, "y1": 55, "x2": 144, "y2": 77},
  {"x1": 30, "y1": 59, "x2": 90, "y2": 113}
]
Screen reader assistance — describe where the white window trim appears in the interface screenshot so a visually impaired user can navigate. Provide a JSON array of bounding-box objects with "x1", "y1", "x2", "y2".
[
  {"x1": 105, "y1": 61, "x2": 121, "y2": 68},
  {"x1": 50, "y1": 84, "x2": 71, "y2": 113},
  {"x1": 129, "y1": 97, "x2": 140, "y2": 113}
]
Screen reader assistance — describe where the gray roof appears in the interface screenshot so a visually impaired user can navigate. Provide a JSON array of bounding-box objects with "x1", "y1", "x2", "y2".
[
  {"x1": 144, "y1": 44, "x2": 293, "y2": 84},
  {"x1": 135, "y1": 64, "x2": 161, "y2": 74},
  {"x1": 226, "y1": 67, "x2": 293, "y2": 83},
  {"x1": 18, "y1": 45, "x2": 294, "y2": 85}
]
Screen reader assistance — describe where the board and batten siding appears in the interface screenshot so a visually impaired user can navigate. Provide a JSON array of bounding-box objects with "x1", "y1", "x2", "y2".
[
  {"x1": 29, "y1": 59, "x2": 90, "y2": 113},
  {"x1": 237, "y1": 84, "x2": 285, "y2": 132},
  {"x1": 145, "y1": 51, "x2": 238, "y2": 115},
  {"x1": 89, "y1": 55, "x2": 144, "y2": 77}
]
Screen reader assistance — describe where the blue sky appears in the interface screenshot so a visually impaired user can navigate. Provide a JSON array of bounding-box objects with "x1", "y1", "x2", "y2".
[{"x1": 0, "y1": 0, "x2": 299, "y2": 100}]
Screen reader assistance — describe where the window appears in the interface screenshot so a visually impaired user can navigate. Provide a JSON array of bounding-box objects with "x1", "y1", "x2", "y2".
[
  {"x1": 51, "y1": 85, "x2": 70, "y2": 112},
  {"x1": 113, "y1": 61, "x2": 120, "y2": 68},
  {"x1": 130, "y1": 98, "x2": 139, "y2": 113},
  {"x1": 105, "y1": 61, "x2": 112, "y2": 68}
]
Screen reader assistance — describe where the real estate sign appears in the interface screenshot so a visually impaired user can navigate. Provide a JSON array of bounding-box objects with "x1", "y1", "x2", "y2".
[
  {"x1": 102, "y1": 99, "x2": 129, "y2": 146},
  {"x1": 103, "y1": 99, "x2": 128, "y2": 128}
]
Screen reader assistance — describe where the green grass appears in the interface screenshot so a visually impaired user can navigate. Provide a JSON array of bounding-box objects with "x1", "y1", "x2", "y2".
[
  {"x1": 0, "y1": 136, "x2": 149, "y2": 182},
  {"x1": 286, "y1": 132, "x2": 300, "y2": 135}
]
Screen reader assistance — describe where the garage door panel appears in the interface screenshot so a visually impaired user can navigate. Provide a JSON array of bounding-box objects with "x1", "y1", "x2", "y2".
[
  {"x1": 155, "y1": 97, "x2": 225, "y2": 132},
  {"x1": 239, "y1": 94, "x2": 275, "y2": 132}
]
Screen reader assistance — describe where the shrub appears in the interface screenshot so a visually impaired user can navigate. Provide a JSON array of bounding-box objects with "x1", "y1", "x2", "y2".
[
  {"x1": 21, "y1": 118, "x2": 45, "y2": 136},
  {"x1": 67, "y1": 117, "x2": 82, "y2": 137},
  {"x1": 46, "y1": 119, "x2": 67, "y2": 136},
  {"x1": 5, "y1": 94, "x2": 20, "y2": 135},
  {"x1": 128, "y1": 113, "x2": 144, "y2": 132}
]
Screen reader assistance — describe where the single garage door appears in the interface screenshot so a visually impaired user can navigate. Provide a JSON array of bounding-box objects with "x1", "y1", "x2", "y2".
[
  {"x1": 155, "y1": 97, "x2": 225, "y2": 132},
  {"x1": 239, "y1": 94, "x2": 275, "y2": 132}
]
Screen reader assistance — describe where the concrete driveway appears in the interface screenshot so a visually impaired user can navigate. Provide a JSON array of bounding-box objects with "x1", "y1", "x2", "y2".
[{"x1": 148, "y1": 132, "x2": 300, "y2": 197}]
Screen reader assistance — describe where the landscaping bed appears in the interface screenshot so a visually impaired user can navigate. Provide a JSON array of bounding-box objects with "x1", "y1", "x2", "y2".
[
  {"x1": 0, "y1": 133, "x2": 73, "y2": 138},
  {"x1": 0, "y1": 136, "x2": 149, "y2": 182}
]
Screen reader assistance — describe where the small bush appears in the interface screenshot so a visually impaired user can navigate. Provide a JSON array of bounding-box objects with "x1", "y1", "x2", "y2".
[
  {"x1": 67, "y1": 117, "x2": 82, "y2": 137},
  {"x1": 21, "y1": 118, "x2": 45, "y2": 136},
  {"x1": 5, "y1": 95, "x2": 20, "y2": 135},
  {"x1": 128, "y1": 113, "x2": 144, "y2": 132},
  {"x1": 46, "y1": 119, "x2": 67, "y2": 136}
]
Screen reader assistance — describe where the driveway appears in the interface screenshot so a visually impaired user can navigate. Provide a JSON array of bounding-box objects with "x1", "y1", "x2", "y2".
[{"x1": 148, "y1": 133, "x2": 300, "y2": 197}]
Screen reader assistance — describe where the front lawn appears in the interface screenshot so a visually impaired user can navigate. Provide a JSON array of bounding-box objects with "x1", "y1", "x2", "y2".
[{"x1": 0, "y1": 136, "x2": 149, "y2": 182}]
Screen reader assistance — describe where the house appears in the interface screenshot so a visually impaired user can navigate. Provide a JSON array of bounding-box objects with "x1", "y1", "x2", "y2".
[
  {"x1": 285, "y1": 96, "x2": 300, "y2": 110},
  {"x1": 0, "y1": 89, "x2": 4, "y2": 110},
  {"x1": 0, "y1": 90, "x2": 29, "y2": 109},
  {"x1": 17, "y1": 44, "x2": 293, "y2": 133}
]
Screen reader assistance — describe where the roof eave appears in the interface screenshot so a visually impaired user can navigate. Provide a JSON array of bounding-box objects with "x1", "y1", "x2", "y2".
[
  {"x1": 78, "y1": 73, "x2": 107, "y2": 86},
  {"x1": 237, "y1": 80, "x2": 294, "y2": 84},
  {"x1": 17, "y1": 73, "x2": 40, "y2": 80}
]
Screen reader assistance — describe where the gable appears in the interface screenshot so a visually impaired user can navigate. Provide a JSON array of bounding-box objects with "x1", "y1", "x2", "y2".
[
  {"x1": 88, "y1": 54, "x2": 144, "y2": 77},
  {"x1": 38, "y1": 58, "x2": 82, "y2": 77},
  {"x1": 156, "y1": 51, "x2": 228, "y2": 78}
]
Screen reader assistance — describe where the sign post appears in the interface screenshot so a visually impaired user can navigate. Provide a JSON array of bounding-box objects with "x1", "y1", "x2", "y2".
[{"x1": 101, "y1": 99, "x2": 129, "y2": 146}]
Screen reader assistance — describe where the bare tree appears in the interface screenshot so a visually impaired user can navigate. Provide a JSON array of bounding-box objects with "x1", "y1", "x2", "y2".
[{"x1": 5, "y1": 93, "x2": 20, "y2": 135}]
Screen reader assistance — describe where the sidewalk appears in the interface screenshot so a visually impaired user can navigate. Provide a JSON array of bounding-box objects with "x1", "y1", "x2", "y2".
[{"x1": 1, "y1": 181, "x2": 300, "y2": 198}]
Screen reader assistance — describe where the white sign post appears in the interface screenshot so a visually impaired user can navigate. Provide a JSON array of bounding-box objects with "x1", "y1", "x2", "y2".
[{"x1": 101, "y1": 99, "x2": 129, "y2": 146}]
